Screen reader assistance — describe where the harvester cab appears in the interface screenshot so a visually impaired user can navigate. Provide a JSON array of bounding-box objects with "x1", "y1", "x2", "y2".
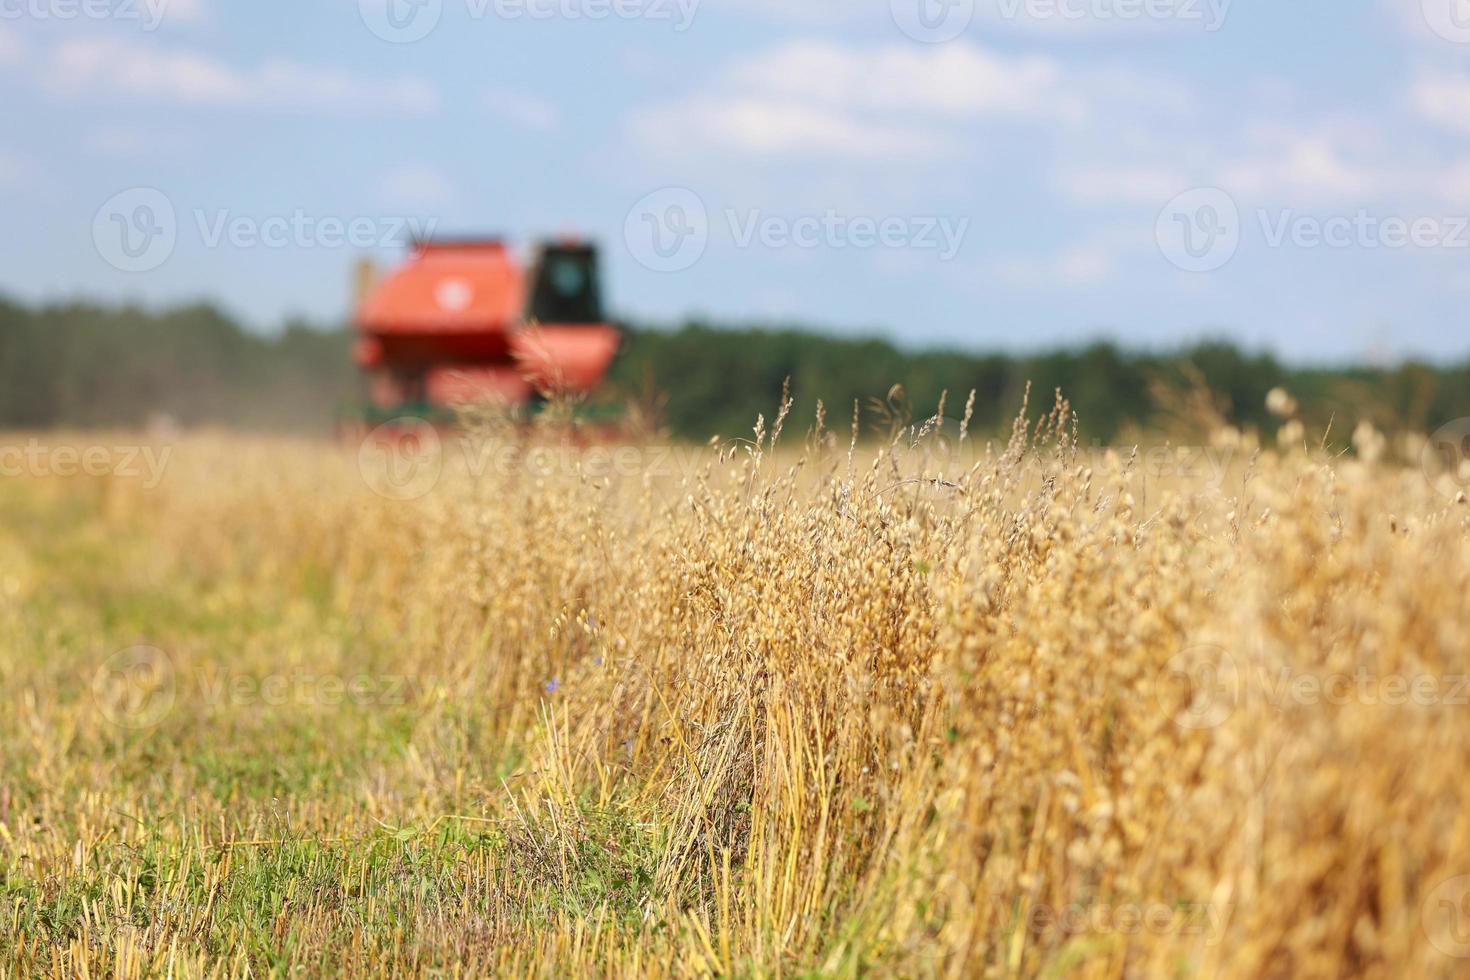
[
  {"x1": 353, "y1": 236, "x2": 621, "y2": 426},
  {"x1": 526, "y1": 242, "x2": 604, "y2": 326}
]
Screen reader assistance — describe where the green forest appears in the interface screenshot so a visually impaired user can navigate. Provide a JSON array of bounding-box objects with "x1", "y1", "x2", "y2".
[{"x1": 2, "y1": 295, "x2": 1467, "y2": 442}]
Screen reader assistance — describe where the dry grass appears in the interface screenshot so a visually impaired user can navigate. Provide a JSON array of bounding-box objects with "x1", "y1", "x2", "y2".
[{"x1": 2, "y1": 392, "x2": 1470, "y2": 978}]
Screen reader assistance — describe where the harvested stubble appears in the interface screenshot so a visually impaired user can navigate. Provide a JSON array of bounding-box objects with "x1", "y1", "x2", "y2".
[{"x1": 2, "y1": 393, "x2": 1469, "y2": 978}]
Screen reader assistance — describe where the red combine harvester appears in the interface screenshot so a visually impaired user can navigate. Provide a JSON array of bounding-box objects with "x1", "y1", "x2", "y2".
[{"x1": 353, "y1": 238, "x2": 620, "y2": 425}]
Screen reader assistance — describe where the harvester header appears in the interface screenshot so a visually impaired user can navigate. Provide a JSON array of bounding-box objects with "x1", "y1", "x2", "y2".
[{"x1": 354, "y1": 236, "x2": 620, "y2": 417}]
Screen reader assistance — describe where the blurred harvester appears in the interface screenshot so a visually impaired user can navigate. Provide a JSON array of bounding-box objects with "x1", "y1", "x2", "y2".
[{"x1": 353, "y1": 238, "x2": 621, "y2": 424}]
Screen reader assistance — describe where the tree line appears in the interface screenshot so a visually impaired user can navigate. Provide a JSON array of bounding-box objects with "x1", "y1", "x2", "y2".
[{"x1": 2, "y1": 296, "x2": 1466, "y2": 442}]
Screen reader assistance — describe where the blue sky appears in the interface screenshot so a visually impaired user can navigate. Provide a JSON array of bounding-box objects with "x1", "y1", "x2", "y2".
[{"x1": 4, "y1": 0, "x2": 1470, "y2": 362}]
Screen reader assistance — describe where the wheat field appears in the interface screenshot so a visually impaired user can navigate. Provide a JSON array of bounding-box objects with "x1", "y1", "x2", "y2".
[{"x1": 3, "y1": 390, "x2": 1470, "y2": 978}]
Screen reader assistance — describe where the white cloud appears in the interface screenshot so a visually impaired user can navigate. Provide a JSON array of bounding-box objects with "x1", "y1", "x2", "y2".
[
  {"x1": 1429, "y1": 157, "x2": 1470, "y2": 205},
  {"x1": 484, "y1": 88, "x2": 560, "y2": 131},
  {"x1": 0, "y1": 149, "x2": 32, "y2": 188},
  {"x1": 159, "y1": 0, "x2": 205, "y2": 20},
  {"x1": 712, "y1": 0, "x2": 866, "y2": 25},
  {"x1": 727, "y1": 40, "x2": 1084, "y2": 122},
  {"x1": 44, "y1": 38, "x2": 436, "y2": 114},
  {"x1": 1080, "y1": 65, "x2": 1196, "y2": 116},
  {"x1": 1059, "y1": 116, "x2": 1424, "y2": 213},
  {"x1": 376, "y1": 165, "x2": 456, "y2": 209},
  {"x1": 630, "y1": 40, "x2": 1098, "y2": 162},
  {"x1": 1385, "y1": 0, "x2": 1470, "y2": 44},
  {"x1": 128, "y1": 0, "x2": 207, "y2": 27},
  {"x1": 1056, "y1": 165, "x2": 1191, "y2": 205},
  {"x1": 993, "y1": 242, "x2": 1117, "y2": 288},
  {"x1": 85, "y1": 124, "x2": 192, "y2": 159},
  {"x1": 1219, "y1": 133, "x2": 1383, "y2": 202},
  {"x1": 991, "y1": 224, "x2": 1149, "y2": 289},
  {"x1": 632, "y1": 96, "x2": 952, "y2": 161},
  {"x1": 0, "y1": 25, "x2": 26, "y2": 67},
  {"x1": 1410, "y1": 67, "x2": 1470, "y2": 133}
]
